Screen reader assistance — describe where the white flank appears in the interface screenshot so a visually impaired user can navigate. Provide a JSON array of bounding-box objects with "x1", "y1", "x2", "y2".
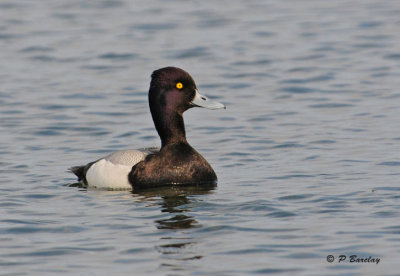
[
  {"x1": 86, "y1": 159, "x2": 133, "y2": 190},
  {"x1": 83, "y1": 149, "x2": 159, "y2": 190}
]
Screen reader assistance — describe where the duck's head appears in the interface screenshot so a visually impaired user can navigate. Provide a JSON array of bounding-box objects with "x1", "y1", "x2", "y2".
[
  {"x1": 148, "y1": 67, "x2": 225, "y2": 146},
  {"x1": 149, "y1": 67, "x2": 225, "y2": 115}
]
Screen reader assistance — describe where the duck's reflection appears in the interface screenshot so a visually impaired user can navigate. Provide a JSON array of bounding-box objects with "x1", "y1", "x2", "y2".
[
  {"x1": 68, "y1": 181, "x2": 215, "y2": 230},
  {"x1": 132, "y1": 183, "x2": 215, "y2": 230},
  {"x1": 68, "y1": 181, "x2": 215, "y2": 270},
  {"x1": 132, "y1": 184, "x2": 216, "y2": 270}
]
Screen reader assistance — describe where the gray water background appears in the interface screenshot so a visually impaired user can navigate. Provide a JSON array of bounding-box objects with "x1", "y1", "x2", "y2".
[{"x1": 1, "y1": 0, "x2": 400, "y2": 275}]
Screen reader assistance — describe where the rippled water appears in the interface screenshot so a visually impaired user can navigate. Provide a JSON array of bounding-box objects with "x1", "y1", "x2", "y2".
[{"x1": 1, "y1": 0, "x2": 400, "y2": 275}]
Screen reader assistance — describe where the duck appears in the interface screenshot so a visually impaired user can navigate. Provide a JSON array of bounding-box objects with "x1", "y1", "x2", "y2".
[{"x1": 69, "y1": 67, "x2": 225, "y2": 190}]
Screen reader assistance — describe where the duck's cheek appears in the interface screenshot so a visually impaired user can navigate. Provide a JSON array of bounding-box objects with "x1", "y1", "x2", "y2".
[{"x1": 165, "y1": 91, "x2": 182, "y2": 107}]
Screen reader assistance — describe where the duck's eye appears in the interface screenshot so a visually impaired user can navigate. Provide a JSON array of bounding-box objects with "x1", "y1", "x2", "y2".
[{"x1": 176, "y1": 82, "x2": 183, "y2": 90}]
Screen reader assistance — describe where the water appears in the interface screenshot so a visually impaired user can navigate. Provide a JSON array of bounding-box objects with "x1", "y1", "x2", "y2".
[{"x1": 1, "y1": 0, "x2": 400, "y2": 275}]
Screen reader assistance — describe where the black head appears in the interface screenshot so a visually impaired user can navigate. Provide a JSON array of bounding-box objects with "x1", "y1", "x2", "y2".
[
  {"x1": 149, "y1": 67, "x2": 197, "y2": 115},
  {"x1": 148, "y1": 67, "x2": 225, "y2": 147}
]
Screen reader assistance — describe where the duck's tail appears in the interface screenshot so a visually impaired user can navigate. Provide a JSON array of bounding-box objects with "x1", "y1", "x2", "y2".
[
  {"x1": 68, "y1": 161, "x2": 95, "y2": 185},
  {"x1": 68, "y1": 165, "x2": 85, "y2": 182}
]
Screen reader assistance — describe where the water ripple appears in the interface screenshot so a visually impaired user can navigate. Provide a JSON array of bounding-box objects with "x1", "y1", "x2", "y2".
[
  {"x1": 378, "y1": 161, "x2": 400, "y2": 166},
  {"x1": 280, "y1": 86, "x2": 317, "y2": 94},
  {"x1": 98, "y1": 52, "x2": 137, "y2": 60},
  {"x1": 167, "y1": 46, "x2": 210, "y2": 59}
]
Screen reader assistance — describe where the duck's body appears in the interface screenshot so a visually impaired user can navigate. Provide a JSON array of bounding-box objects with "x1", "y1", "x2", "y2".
[
  {"x1": 70, "y1": 148, "x2": 157, "y2": 189},
  {"x1": 129, "y1": 142, "x2": 217, "y2": 189},
  {"x1": 70, "y1": 67, "x2": 225, "y2": 190}
]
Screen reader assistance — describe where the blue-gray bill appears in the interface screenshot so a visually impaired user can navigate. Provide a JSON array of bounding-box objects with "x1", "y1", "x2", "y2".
[{"x1": 191, "y1": 89, "x2": 226, "y2": 110}]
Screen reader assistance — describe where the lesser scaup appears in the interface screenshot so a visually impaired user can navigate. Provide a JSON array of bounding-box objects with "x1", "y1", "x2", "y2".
[{"x1": 70, "y1": 67, "x2": 225, "y2": 189}]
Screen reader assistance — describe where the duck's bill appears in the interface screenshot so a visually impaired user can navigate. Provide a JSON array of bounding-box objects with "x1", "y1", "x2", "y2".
[{"x1": 191, "y1": 90, "x2": 226, "y2": 110}]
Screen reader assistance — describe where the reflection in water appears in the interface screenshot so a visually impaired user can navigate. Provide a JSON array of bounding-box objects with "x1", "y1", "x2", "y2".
[
  {"x1": 67, "y1": 182, "x2": 215, "y2": 270},
  {"x1": 132, "y1": 184, "x2": 216, "y2": 229},
  {"x1": 68, "y1": 183, "x2": 215, "y2": 230},
  {"x1": 156, "y1": 214, "x2": 197, "y2": 229},
  {"x1": 132, "y1": 184, "x2": 216, "y2": 270}
]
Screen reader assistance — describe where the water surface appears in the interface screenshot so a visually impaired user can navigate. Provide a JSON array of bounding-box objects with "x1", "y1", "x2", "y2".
[{"x1": 1, "y1": 0, "x2": 400, "y2": 275}]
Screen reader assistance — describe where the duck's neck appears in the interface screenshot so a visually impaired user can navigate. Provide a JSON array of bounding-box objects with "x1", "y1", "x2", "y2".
[{"x1": 151, "y1": 107, "x2": 187, "y2": 148}]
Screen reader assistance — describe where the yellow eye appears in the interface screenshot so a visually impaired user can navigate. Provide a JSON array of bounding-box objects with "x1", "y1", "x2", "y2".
[{"x1": 176, "y1": 82, "x2": 183, "y2": 89}]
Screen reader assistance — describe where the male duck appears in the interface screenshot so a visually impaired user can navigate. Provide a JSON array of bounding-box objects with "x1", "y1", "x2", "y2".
[{"x1": 70, "y1": 67, "x2": 225, "y2": 189}]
